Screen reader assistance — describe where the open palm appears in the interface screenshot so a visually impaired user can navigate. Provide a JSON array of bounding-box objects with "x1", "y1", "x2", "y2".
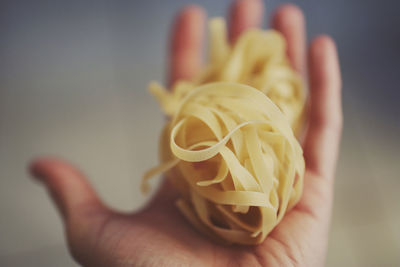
[{"x1": 30, "y1": 1, "x2": 342, "y2": 266}]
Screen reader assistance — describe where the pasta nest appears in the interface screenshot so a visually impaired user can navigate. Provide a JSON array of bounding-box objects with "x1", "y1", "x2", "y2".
[
  {"x1": 142, "y1": 17, "x2": 306, "y2": 245},
  {"x1": 143, "y1": 82, "x2": 305, "y2": 245}
]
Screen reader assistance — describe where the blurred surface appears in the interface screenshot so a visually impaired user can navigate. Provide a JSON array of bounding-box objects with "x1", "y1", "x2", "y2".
[{"x1": 1, "y1": 0, "x2": 399, "y2": 266}]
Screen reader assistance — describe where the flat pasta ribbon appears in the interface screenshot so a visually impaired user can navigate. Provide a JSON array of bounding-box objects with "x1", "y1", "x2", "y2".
[{"x1": 142, "y1": 82, "x2": 305, "y2": 245}]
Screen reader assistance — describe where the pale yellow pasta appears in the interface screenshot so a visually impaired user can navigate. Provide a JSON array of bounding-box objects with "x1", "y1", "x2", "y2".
[
  {"x1": 142, "y1": 17, "x2": 306, "y2": 245},
  {"x1": 149, "y1": 17, "x2": 305, "y2": 134},
  {"x1": 142, "y1": 82, "x2": 305, "y2": 245}
]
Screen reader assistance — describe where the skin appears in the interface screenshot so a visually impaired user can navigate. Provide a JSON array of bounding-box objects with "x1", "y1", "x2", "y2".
[{"x1": 29, "y1": 1, "x2": 342, "y2": 266}]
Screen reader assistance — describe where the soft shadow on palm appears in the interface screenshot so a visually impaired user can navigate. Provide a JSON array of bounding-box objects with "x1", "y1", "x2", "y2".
[
  {"x1": 30, "y1": 1, "x2": 341, "y2": 266},
  {"x1": 81, "y1": 170, "x2": 330, "y2": 266}
]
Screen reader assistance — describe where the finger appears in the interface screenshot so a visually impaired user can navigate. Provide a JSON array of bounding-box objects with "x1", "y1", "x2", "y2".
[
  {"x1": 169, "y1": 5, "x2": 206, "y2": 86},
  {"x1": 272, "y1": 4, "x2": 306, "y2": 73},
  {"x1": 229, "y1": 0, "x2": 264, "y2": 43},
  {"x1": 29, "y1": 157, "x2": 109, "y2": 223},
  {"x1": 303, "y1": 36, "x2": 342, "y2": 179}
]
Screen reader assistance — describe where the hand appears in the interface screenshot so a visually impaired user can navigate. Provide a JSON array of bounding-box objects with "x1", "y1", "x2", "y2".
[{"x1": 29, "y1": 1, "x2": 342, "y2": 266}]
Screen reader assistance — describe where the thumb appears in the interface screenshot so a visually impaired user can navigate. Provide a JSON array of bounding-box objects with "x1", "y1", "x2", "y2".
[{"x1": 29, "y1": 157, "x2": 110, "y2": 241}]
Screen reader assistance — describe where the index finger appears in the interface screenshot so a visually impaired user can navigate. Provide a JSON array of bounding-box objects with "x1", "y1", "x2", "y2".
[{"x1": 169, "y1": 6, "x2": 206, "y2": 86}]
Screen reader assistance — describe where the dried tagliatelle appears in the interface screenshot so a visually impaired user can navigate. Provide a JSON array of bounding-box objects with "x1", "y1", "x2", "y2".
[
  {"x1": 150, "y1": 17, "x2": 305, "y2": 134},
  {"x1": 142, "y1": 82, "x2": 305, "y2": 245}
]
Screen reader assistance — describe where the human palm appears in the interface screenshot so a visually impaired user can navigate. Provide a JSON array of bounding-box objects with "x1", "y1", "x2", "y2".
[{"x1": 30, "y1": 1, "x2": 342, "y2": 266}]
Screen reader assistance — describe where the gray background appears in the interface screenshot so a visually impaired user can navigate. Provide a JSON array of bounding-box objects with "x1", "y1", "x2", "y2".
[{"x1": 1, "y1": 0, "x2": 399, "y2": 266}]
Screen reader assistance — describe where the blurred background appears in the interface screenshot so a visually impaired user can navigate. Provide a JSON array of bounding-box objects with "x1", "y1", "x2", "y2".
[{"x1": 1, "y1": 0, "x2": 399, "y2": 266}]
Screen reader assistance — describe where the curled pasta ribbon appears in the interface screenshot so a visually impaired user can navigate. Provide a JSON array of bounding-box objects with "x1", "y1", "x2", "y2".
[
  {"x1": 142, "y1": 82, "x2": 305, "y2": 245},
  {"x1": 150, "y1": 17, "x2": 305, "y2": 134}
]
